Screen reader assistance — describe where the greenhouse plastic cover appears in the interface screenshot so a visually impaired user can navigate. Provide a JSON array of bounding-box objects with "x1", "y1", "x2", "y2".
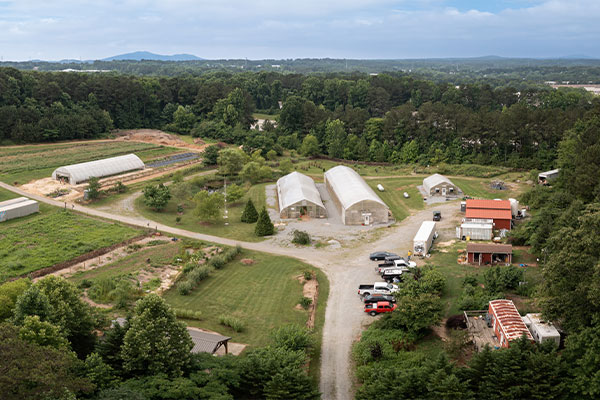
[
  {"x1": 324, "y1": 166, "x2": 387, "y2": 210},
  {"x1": 277, "y1": 171, "x2": 325, "y2": 211},
  {"x1": 52, "y1": 154, "x2": 145, "y2": 184}
]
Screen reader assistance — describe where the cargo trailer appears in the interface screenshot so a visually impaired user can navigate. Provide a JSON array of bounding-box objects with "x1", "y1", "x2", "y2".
[
  {"x1": 413, "y1": 221, "x2": 437, "y2": 256},
  {"x1": 0, "y1": 199, "x2": 39, "y2": 222}
]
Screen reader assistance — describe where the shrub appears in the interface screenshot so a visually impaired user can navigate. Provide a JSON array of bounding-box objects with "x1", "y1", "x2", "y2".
[
  {"x1": 240, "y1": 199, "x2": 259, "y2": 223},
  {"x1": 188, "y1": 266, "x2": 212, "y2": 284},
  {"x1": 299, "y1": 296, "x2": 312, "y2": 310},
  {"x1": 291, "y1": 230, "x2": 311, "y2": 245},
  {"x1": 177, "y1": 281, "x2": 193, "y2": 296},
  {"x1": 255, "y1": 207, "x2": 274, "y2": 236},
  {"x1": 78, "y1": 279, "x2": 93, "y2": 289},
  {"x1": 173, "y1": 308, "x2": 202, "y2": 320},
  {"x1": 303, "y1": 271, "x2": 313, "y2": 281},
  {"x1": 483, "y1": 266, "x2": 524, "y2": 292},
  {"x1": 271, "y1": 324, "x2": 314, "y2": 352},
  {"x1": 219, "y1": 315, "x2": 244, "y2": 332},
  {"x1": 208, "y1": 255, "x2": 225, "y2": 269},
  {"x1": 462, "y1": 275, "x2": 478, "y2": 287}
]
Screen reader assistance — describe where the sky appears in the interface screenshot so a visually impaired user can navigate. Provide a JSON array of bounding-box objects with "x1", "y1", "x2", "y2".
[{"x1": 0, "y1": 0, "x2": 599, "y2": 61}]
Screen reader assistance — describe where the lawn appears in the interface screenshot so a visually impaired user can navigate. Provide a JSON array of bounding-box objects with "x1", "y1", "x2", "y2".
[
  {"x1": 451, "y1": 177, "x2": 513, "y2": 199},
  {"x1": 0, "y1": 141, "x2": 182, "y2": 184},
  {"x1": 0, "y1": 201, "x2": 141, "y2": 282},
  {"x1": 162, "y1": 249, "x2": 327, "y2": 348},
  {"x1": 134, "y1": 183, "x2": 269, "y2": 242},
  {"x1": 365, "y1": 177, "x2": 424, "y2": 221},
  {"x1": 252, "y1": 113, "x2": 279, "y2": 121}
]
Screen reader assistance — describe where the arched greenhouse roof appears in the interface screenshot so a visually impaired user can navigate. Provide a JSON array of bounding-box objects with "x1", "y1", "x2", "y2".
[
  {"x1": 324, "y1": 166, "x2": 387, "y2": 211},
  {"x1": 277, "y1": 171, "x2": 325, "y2": 211},
  {"x1": 52, "y1": 154, "x2": 144, "y2": 184}
]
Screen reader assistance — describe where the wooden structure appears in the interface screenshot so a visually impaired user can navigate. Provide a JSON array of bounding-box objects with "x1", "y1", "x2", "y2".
[
  {"x1": 488, "y1": 299, "x2": 533, "y2": 348},
  {"x1": 467, "y1": 243, "x2": 512, "y2": 265}
]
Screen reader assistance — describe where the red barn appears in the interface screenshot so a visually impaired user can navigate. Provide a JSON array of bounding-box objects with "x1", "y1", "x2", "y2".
[
  {"x1": 467, "y1": 243, "x2": 512, "y2": 265},
  {"x1": 465, "y1": 199, "x2": 512, "y2": 230},
  {"x1": 488, "y1": 299, "x2": 533, "y2": 348}
]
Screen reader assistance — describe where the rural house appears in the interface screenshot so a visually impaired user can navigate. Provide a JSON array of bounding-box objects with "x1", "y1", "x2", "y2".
[{"x1": 324, "y1": 166, "x2": 389, "y2": 225}]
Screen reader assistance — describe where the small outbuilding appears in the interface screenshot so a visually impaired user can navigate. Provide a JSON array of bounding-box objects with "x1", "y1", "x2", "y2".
[
  {"x1": 324, "y1": 166, "x2": 389, "y2": 225},
  {"x1": 456, "y1": 219, "x2": 493, "y2": 241},
  {"x1": 488, "y1": 299, "x2": 533, "y2": 348},
  {"x1": 276, "y1": 171, "x2": 326, "y2": 219},
  {"x1": 0, "y1": 197, "x2": 39, "y2": 222},
  {"x1": 52, "y1": 154, "x2": 145, "y2": 185},
  {"x1": 538, "y1": 169, "x2": 559, "y2": 185},
  {"x1": 188, "y1": 328, "x2": 232, "y2": 355},
  {"x1": 423, "y1": 174, "x2": 460, "y2": 197},
  {"x1": 522, "y1": 313, "x2": 560, "y2": 347},
  {"x1": 467, "y1": 243, "x2": 512, "y2": 265}
]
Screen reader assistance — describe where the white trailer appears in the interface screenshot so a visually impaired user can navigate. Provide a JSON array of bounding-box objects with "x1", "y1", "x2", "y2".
[
  {"x1": 456, "y1": 222, "x2": 493, "y2": 241},
  {"x1": 413, "y1": 221, "x2": 437, "y2": 256},
  {"x1": 522, "y1": 313, "x2": 560, "y2": 346},
  {"x1": 0, "y1": 199, "x2": 39, "y2": 222},
  {"x1": 0, "y1": 197, "x2": 29, "y2": 208}
]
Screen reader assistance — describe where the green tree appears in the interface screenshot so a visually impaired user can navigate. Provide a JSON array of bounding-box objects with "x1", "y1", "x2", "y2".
[
  {"x1": 217, "y1": 148, "x2": 248, "y2": 176},
  {"x1": 202, "y1": 144, "x2": 220, "y2": 166},
  {"x1": 193, "y1": 190, "x2": 224, "y2": 221},
  {"x1": 87, "y1": 176, "x2": 101, "y2": 200},
  {"x1": 0, "y1": 279, "x2": 30, "y2": 321},
  {"x1": 266, "y1": 149, "x2": 277, "y2": 161},
  {"x1": 400, "y1": 140, "x2": 419, "y2": 163},
  {"x1": 12, "y1": 284, "x2": 52, "y2": 325},
  {"x1": 226, "y1": 183, "x2": 245, "y2": 203},
  {"x1": 211, "y1": 88, "x2": 255, "y2": 128},
  {"x1": 240, "y1": 161, "x2": 272, "y2": 184},
  {"x1": 18, "y1": 315, "x2": 70, "y2": 350},
  {"x1": 96, "y1": 319, "x2": 129, "y2": 372},
  {"x1": 241, "y1": 199, "x2": 259, "y2": 223},
  {"x1": 271, "y1": 324, "x2": 314, "y2": 353},
  {"x1": 255, "y1": 207, "x2": 275, "y2": 236},
  {"x1": 379, "y1": 293, "x2": 442, "y2": 335},
  {"x1": 325, "y1": 119, "x2": 346, "y2": 158},
  {"x1": 299, "y1": 134, "x2": 320, "y2": 157},
  {"x1": 142, "y1": 183, "x2": 171, "y2": 211},
  {"x1": 121, "y1": 294, "x2": 193, "y2": 377},
  {"x1": 170, "y1": 105, "x2": 196, "y2": 134},
  {"x1": 84, "y1": 352, "x2": 118, "y2": 391},
  {"x1": 280, "y1": 159, "x2": 293, "y2": 174}
]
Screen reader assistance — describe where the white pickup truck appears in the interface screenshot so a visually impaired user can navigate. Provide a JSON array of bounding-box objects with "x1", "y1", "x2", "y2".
[
  {"x1": 376, "y1": 259, "x2": 417, "y2": 273},
  {"x1": 357, "y1": 282, "x2": 399, "y2": 297}
]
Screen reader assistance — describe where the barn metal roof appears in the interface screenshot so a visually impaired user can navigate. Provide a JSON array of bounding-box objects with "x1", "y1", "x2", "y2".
[
  {"x1": 277, "y1": 171, "x2": 325, "y2": 212},
  {"x1": 489, "y1": 300, "x2": 533, "y2": 342},
  {"x1": 466, "y1": 199, "x2": 511, "y2": 210},
  {"x1": 324, "y1": 166, "x2": 387, "y2": 211},
  {"x1": 467, "y1": 243, "x2": 512, "y2": 254},
  {"x1": 52, "y1": 154, "x2": 144, "y2": 184},
  {"x1": 465, "y1": 208, "x2": 512, "y2": 220},
  {"x1": 539, "y1": 169, "x2": 560, "y2": 178},
  {"x1": 423, "y1": 173, "x2": 454, "y2": 191}
]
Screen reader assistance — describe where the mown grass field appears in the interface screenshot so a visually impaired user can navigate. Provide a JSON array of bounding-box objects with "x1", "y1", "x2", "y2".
[
  {"x1": 0, "y1": 141, "x2": 182, "y2": 184},
  {"x1": 365, "y1": 177, "x2": 424, "y2": 221},
  {"x1": 135, "y1": 183, "x2": 268, "y2": 242},
  {"x1": 163, "y1": 249, "x2": 328, "y2": 348},
  {"x1": 68, "y1": 241, "x2": 180, "y2": 285},
  {"x1": 0, "y1": 189, "x2": 141, "y2": 282}
]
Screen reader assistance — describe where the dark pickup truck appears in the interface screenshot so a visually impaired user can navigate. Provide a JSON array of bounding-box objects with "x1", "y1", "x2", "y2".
[{"x1": 363, "y1": 294, "x2": 396, "y2": 304}]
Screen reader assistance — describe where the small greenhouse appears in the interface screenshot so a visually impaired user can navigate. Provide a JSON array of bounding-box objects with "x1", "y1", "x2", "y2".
[
  {"x1": 277, "y1": 171, "x2": 326, "y2": 218},
  {"x1": 52, "y1": 154, "x2": 145, "y2": 184}
]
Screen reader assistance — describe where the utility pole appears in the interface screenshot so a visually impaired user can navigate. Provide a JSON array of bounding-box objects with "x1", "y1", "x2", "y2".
[{"x1": 223, "y1": 177, "x2": 229, "y2": 225}]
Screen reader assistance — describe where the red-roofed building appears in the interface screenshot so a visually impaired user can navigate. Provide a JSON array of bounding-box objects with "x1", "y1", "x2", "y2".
[
  {"x1": 465, "y1": 199, "x2": 512, "y2": 230},
  {"x1": 488, "y1": 299, "x2": 533, "y2": 348}
]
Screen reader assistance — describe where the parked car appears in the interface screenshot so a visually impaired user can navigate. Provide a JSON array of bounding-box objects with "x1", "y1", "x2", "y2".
[
  {"x1": 358, "y1": 282, "x2": 399, "y2": 297},
  {"x1": 363, "y1": 294, "x2": 396, "y2": 304},
  {"x1": 369, "y1": 251, "x2": 398, "y2": 261},
  {"x1": 377, "y1": 259, "x2": 417, "y2": 273},
  {"x1": 364, "y1": 301, "x2": 397, "y2": 316},
  {"x1": 381, "y1": 268, "x2": 409, "y2": 282},
  {"x1": 433, "y1": 211, "x2": 442, "y2": 221}
]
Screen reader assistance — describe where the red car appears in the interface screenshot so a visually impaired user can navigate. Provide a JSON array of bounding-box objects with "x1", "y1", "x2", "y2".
[{"x1": 364, "y1": 301, "x2": 397, "y2": 316}]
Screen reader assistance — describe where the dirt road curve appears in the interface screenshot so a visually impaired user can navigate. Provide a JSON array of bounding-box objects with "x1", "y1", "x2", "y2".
[{"x1": 0, "y1": 182, "x2": 459, "y2": 400}]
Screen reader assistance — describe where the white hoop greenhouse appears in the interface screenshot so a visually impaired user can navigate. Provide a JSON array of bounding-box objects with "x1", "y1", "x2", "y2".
[
  {"x1": 52, "y1": 154, "x2": 145, "y2": 184},
  {"x1": 277, "y1": 171, "x2": 326, "y2": 218}
]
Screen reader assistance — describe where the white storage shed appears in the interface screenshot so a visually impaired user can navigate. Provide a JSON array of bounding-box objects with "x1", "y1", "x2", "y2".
[
  {"x1": 276, "y1": 172, "x2": 326, "y2": 219},
  {"x1": 324, "y1": 166, "x2": 389, "y2": 225},
  {"x1": 423, "y1": 174, "x2": 460, "y2": 197},
  {"x1": 0, "y1": 198, "x2": 39, "y2": 222},
  {"x1": 413, "y1": 221, "x2": 437, "y2": 256},
  {"x1": 522, "y1": 313, "x2": 560, "y2": 346},
  {"x1": 456, "y1": 222, "x2": 493, "y2": 241},
  {"x1": 52, "y1": 154, "x2": 145, "y2": 185}
]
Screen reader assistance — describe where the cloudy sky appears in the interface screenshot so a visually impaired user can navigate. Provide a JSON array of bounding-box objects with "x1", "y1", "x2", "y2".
[{"x1": 0, "y1": 0, "x2": 599, "y2": 60}]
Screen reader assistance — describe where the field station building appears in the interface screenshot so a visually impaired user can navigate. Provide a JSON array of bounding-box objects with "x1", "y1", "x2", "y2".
[
  {"x1": 324, "y1": 166, "x2": 389, "y2": 225},
  {"x1": 467, "y1": 243, "x2": 513, "y2": 265},
  {"x1": 538, "y1": 169, "x2": 560, "y2": 185},
  {"x1": 52, "y1": 154, "x2": 145, "y2": 185},
  {"x1": 423, "y1": 174, "x2": 460, "y2": 197},
  {"x1": 488, "y1": 300, "x2": 534, "y2": 348},
  {"x1": 0, "y1": 197, "x2": 39, "y2": 222},
  {"x1": 276, "y1": 171, "x2": 326, "y2": 219},
  {"x1": 456, "y1": 218, "x2": 493, "y2": 241},
  {"x1": 465, "y1": 199, "x2": 512, "y2": 230}
]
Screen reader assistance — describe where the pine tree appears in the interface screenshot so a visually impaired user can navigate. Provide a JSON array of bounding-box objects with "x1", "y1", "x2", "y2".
[
  {"x1": 241, "y1": 199, "x2": 259, "y2": 223},
  {"x1": 255, "y1": 207, "x2": 274, "y2": 236}
]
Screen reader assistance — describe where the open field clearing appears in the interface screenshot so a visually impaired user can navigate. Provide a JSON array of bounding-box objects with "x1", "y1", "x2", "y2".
[
  {"x1": 0, "y1": 141, "x2": 182, "y2": 184},
  {"x1": 135, "y1": 183, "x2": 268, "y2": 242},
  {"x1": 163, "y1": 249, "x2": 328, "y2": 348},
  {"x1": 365, "y1": 177, "x2": 424, "y2": 220},
  {"x1": 0, "y1": 193, "x2": 140, "y2": 282}
]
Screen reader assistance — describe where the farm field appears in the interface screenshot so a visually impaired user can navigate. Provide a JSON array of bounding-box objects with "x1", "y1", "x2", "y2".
[
  {"x1": 0, "y1": 192, "x2": 141, "y2": 282},
  {"x1": 163, "y1": 249, "x2": 328, "y2": 348},
  {"x1": 0, "y1": 141, "x2": 182, "y2": 184},
  {"x1": 134, "y1": 183, "x2": 268, "y2": 242},
  {"x1": 365, "y1": 177, "x2": 424, "y2": 221}
]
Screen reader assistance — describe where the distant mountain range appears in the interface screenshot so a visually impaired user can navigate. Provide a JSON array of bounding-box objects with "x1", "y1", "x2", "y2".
[{"x1": 101, "y1": 51, "x2": 203, "y2": 61}]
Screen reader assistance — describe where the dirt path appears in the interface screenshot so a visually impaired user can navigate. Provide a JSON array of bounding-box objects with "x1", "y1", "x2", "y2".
[{"x1": 0, "y1": 181, "x2": 459, "y2": 400}]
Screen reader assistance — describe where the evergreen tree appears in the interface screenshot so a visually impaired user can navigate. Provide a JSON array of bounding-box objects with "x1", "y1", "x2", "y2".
[
  {"x1": 255, "y1": 207, "x2": 274, "y2": 236},
  {"x1": 241, "y1": 199, "x2": 259, "y2": 223}
]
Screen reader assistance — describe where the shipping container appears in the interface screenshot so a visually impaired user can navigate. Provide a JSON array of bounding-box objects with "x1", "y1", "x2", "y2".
[
  {"x1": 0, "y1": 199, "x2": 39, "y2": 222},
  {"x1": 413, "y1": 221, "x2": 437, "y2": 256}
]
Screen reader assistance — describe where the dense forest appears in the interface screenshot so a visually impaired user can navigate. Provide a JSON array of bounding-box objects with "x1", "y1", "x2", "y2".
[{"x1": 1, "y1": 66, "x2": 599, "y2": 170}]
